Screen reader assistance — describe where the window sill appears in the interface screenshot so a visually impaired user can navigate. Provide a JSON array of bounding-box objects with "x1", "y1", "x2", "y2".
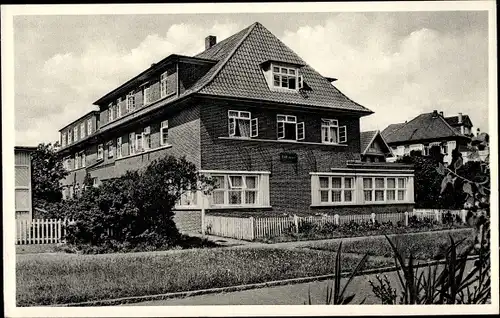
[
  {"x1": 219, "y1": 137, "x2": 348, "y2": 146},
  {"x1": 311, "y1": 201, "x2": 415, "y2": 207},
  {"x1": 115, "y1": 144, "x2": 173, "y2": 161},
  {"x1": 174, "y1": 206, "x2": 200, "y2": 210}
]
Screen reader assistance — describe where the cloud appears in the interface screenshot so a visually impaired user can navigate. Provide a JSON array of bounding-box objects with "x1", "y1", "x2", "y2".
[
  {"x1": 15, "y1": 22, "x2": 240, "y2": 145},
  {"x1": 281, "y1": 14, "x2": 489, "y2": 133}
]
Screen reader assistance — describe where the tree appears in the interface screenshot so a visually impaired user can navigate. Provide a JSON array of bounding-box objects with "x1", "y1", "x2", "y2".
[{"x1": 31, "y1": 142, "x2": 68, "y2": 217}]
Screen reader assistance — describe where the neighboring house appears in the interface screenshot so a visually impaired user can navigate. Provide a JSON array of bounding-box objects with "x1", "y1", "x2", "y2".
[
  {"x1": 15, "y1": 146, "x2": 36, "y2": 220},
  {"x1": 359, "y1": 130, "x2": 393, "y2": 163},
  {"x1": 57, "y1": 22, "x2": 415, "y2": 217},
  {"x1": 381, "y1": 110, "x2": 472, "y2": 165},
  {"x1": 463, "y1": 129, "x2": 490, "y2": 163}
]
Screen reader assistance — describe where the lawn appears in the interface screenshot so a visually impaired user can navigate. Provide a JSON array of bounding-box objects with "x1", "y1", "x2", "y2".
[
  {"x1": 16, "y1": 247, "x2": 391, "y2": 306},
  {"x1": 303, "y1": 228, "x2": 475, "y2": 261}
]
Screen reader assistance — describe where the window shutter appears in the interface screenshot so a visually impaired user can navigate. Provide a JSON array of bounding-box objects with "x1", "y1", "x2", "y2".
[
  {"x1": 339, "y1": 126, "x2": 347, "y2": 143},
  {"x1": 298, "y1": 75, "x2": 304, "y2": 89},
  {"x1": 250, "y1": 118, "x2": 258, "y2": 137},
  {"x1": 229, "y1": 118, "x2": 236, "y2": 137},
  {"x1": 297, "y1": 122, "x2": 305, "y2": 140},
  {"x1": 277, "y1": 121, "x2": 285, "y2": 139}
]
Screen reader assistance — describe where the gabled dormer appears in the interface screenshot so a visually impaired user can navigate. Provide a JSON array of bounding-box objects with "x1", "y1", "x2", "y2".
[{"x1": 261, "y1": 60, "x2": 305, "y2": 92}]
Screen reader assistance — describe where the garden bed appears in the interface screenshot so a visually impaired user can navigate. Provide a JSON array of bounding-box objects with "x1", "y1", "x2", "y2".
[
  {"x1": 303, "y1": 228, "x2": 475, "y2": 261},
  {"x1": 256, "y1": 218, "x2": 471, "y2": 244},
  {"x1": 16, "y1": 247, "x2": 391, "y2": 306}
]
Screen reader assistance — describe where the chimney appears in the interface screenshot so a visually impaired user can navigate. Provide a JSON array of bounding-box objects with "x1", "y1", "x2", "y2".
[
  {"x1": 432, "y1": 110, "x2": 438, "y2": 118},
  {"x1": 477, "y1": 128, "x2": 480, "y2": 135},
  {"x1": 205, "y1": 35, "x2": 217, "y2": 50},
  {"x1": 458, "y1": 112, "x2": 463, "y2": 124},
  {"x1": 439, "y1": 111, "x2": 443, "y2": 117}
]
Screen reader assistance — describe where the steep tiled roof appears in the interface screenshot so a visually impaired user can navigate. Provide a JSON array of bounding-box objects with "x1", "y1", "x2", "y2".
[
  {"x1": 189, "y1": 22, "x2": 373, "y2": 114},
  {"x1": 381, "y1": 112, "x2": 468, "y2": 144},
  {"x1": 445, "y1": 115, "x2": 473, "y2": 127},
  {"x1": 360, "y1": 130, "x2": 378, "y2": 154}
]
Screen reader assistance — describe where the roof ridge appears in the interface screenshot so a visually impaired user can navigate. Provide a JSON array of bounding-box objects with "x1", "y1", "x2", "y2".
[{"x1": 193, "y1": 22, "x2": 258, "y2": 94}]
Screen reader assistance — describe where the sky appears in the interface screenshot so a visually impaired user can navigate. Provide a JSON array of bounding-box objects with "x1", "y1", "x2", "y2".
[{"x1": 12, "y1": 10, "x2": 490, "y2": 146}]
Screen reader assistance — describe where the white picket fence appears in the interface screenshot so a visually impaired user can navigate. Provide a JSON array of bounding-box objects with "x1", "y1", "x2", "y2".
[
  {"x1": 16, "y1": 219, "x2": 74, "y2": 245},
  {"x1": 204, "y1": 209, "x2": 470, "y2": 241}
]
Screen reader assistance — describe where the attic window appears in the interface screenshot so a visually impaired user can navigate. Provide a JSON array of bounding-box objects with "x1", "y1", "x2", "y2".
[{"x1": 271, "y1": 64, "x2": 303, "y2": 90}]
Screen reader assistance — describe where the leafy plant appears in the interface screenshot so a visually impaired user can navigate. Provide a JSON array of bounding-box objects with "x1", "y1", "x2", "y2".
[
  {"x1": 369, "y1": 234, "x2": 490, "y2": 304},
  {"x1": 306, "y1": 242, "x2": 368, "y2": 305}
]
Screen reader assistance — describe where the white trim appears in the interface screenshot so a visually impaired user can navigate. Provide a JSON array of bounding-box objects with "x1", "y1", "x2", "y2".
[
  {"x1": 208, "y1": 205, "x2": 273, "y2": 210},
  {"x1": 200, "y1": 170, "x2": 271, "y2": 175},
  {"x1": 312, "y1": 171, "x2": 414, "y2": 176},
  {"x1": 311, "y1": 202, "x2": 414, "y2": 207},
  {"x1": 115, "y1": 144, "x2": 172, "y2": 162},
  {"x1": 219, "y1": 136, "x2": 348, "y2": 147}
]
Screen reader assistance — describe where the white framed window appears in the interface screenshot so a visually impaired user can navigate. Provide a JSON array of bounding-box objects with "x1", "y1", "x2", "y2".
[
  {"x1": 129, "y1": 133, "x2": 136, "y2": 155},
  {"x1": 81, "y1": 151, "x2": 86, "y2": 168},
  {"x1": 108, "y1": 141, "x2": 114, "y2": 158},
  {"x1": 318, "y1": 176, "x2": 354, "y2": 204},
  {"x1": 143, "y1": 126, "x2": 151, "y2": 150},
  {"x1": 61, "y1": 132, "x2": 67, "y2": 147},
  {"x1": 277, "y1": 114, "x2": 304, "y2": 141},
  {"x1": 74, "y1": 152, "x2": 80, "y2": 170},
  {"x1": 321, "y1": 119, "x2": 347, "y2": 144},
  {"x1": 135, "y1": 132, "x2": 143, "y2": 153},
  {"x1": 73, "y1": 126, "x2": 78, "y2": 142},
  {"x1": 116, "y1": 137, "x2": 122, "y2": 158},
  {"x1": 127, "y1": 92, "x2": 135, "y2": 112},
  {"x1": 87, "y1": 119, "x2": 92, "y2": 135},
  {"x1": 143, "y1": 85, "x2": 152, "y2": 105},
  {"x1": 63, "y1": 156, "x2": 70, "y2": 171},
  {"x1": 228, "y1": 110, "x2": 258, "y2": 138},
  {"x1": 160, "y1": 120, "x2": 169, "y2": 146},
  {"x1": 212, "y1": 175, "x2": 260, "y2": 206},
  {"x1": 272, "y1": 65, "x2": 303, "y2": 90},
  {"x1": 117, "y1": 101, "x2": 122, "y2": 118},
  {"x1": 108, "y1": 103, "x2": 114, "y2": 122},
  {"x1": 160, "y1": 71, "x2": 169, "y2": 98},
  {"x1": 363, "y1": 176, "x2": 408, "y2": 203},
  {"x1": 80, "y1": 122, "x2": 85, "y2": 139},
  {"x1": 97, "y1": 144, "x2": 104, "y2": 160}
]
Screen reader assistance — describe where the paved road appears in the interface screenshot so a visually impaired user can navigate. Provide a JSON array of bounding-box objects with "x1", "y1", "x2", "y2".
[{"x1": 126, "y1": 261, "x2": 476, "y2": 306}]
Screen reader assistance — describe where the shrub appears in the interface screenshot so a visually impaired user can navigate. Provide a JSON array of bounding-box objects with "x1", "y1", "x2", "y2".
[{"x1": 64, "y1": 156, "x2": 214, "y2": 253}]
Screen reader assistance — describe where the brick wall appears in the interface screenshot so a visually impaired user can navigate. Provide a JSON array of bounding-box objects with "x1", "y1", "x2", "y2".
[{"x1": 200, "y1": 99, "x2": 363, "y2": 215}]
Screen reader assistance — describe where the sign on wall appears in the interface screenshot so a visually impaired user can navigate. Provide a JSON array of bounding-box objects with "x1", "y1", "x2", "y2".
[{"x1": 279, "y1": 152, "x2": 298, "y2": 163}]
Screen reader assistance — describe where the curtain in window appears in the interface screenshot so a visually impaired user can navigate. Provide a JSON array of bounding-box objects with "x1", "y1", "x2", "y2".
[
  {"x1": 238, "y1": 119, "x2": 250, "y2": 137},
  {"x1": 330, "y1": 127, "x2": 338, "y2": 143}
]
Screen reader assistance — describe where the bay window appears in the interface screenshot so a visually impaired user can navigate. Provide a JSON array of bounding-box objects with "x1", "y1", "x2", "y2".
[
  {"x1": 319, "y1": 176, "x2": 354, "y2": 204},
  {"x1": 312, "y1": 173, "x2": 413, "y2": 206},
  {"x1": 277, "y1": 114, "x2": 304, "y2": 141},
  {"x1": 228, "y1": 110, "x2": 258, "y2": 138}
]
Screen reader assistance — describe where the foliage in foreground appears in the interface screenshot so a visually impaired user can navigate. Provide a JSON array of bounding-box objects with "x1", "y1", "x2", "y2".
[
  {"x1": 305, "y1": 241, "x2": 368, "y2": 305},
  {"x1": 369, "y1": 234, "x2": 490, "y2": 304},
  {"x1": 63, "y1": 156, "x2": 214, "y2": 253}
]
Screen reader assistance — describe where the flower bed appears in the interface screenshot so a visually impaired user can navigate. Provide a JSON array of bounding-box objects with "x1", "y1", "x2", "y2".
[{"x1": 256, "y1": 215, "x2": 471, "y2": 243}]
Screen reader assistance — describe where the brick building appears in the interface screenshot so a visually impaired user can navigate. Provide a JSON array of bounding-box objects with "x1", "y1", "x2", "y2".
[{"x1": 57, "y1": 22, "x2": 415, "y2": 217}]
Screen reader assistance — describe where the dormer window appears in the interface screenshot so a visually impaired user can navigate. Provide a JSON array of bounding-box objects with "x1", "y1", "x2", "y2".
[{"x1": 271, "y1": 64, "x2": 303, "y2": 91}]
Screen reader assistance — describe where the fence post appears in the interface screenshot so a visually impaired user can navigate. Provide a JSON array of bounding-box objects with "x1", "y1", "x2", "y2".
[
  {"x1": 460, "y1": 209, "x2": 467, "y2": 224},
  {"x1": 334, "y1": 214, "x2": 339, "y2": 226},
  {"x1": 293, "y1": 215, "x2": 299, "y2": 233},
  {"x1": 371, "y1": 213, "x2": 376, "y2": 224},
  {"x1": 249, "y1": 217, "x2": 255, "y2": 241},
  {"x1": 404, "y1": 211, "x2": 409, "y2": 226}
]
